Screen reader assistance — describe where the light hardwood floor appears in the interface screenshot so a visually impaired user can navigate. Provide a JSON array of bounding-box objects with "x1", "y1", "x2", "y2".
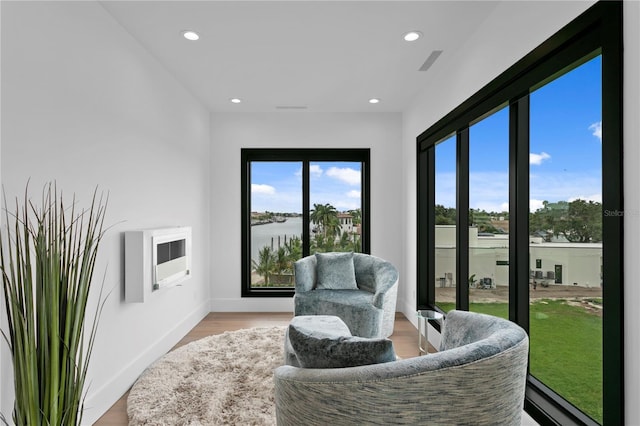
[{"x1": 93, "y1": 312, "x2": 421, "y2": 425}]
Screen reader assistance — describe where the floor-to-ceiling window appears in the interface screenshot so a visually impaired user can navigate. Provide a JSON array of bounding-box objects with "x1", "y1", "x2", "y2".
[
  {"x1": 528, "y1": 55, "x2": 604, "y2": 423},
  {"x1": 241, "y1": 149, "x2": 370, "y2": 296},
  {"x1": 416, "y1": 3, "x2": 622, "y2": 424}
]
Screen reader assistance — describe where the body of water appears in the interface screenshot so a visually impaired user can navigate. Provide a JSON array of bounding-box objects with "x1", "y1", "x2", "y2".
[{"x1": 251, "y1": 217, "x2": 303, "y2": 263}]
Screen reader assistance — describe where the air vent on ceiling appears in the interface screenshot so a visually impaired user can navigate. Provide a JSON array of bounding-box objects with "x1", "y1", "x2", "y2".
[
  {"x1": 275, "y1": 105, "x2": 308, "y2": 110},
  {"x1": 419, "y1": 50, "x2": 443, "y2": 72}
]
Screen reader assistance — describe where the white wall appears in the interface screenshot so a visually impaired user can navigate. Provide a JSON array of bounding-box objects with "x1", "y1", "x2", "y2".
[
  {"x1": 0, "y1": 0, "x2": 4, "y2": 413},
  {"x1": 0, "y1": 2, "x2": 211, "y2": 424},
  {"x1": 401, "y1": 0, "x2": 640, "y2": 423},
  {"x1": 209, "y1": 112, "x2": 403, "y2": 312},
  {"x1": 623, "y1": 1, "x2": 640, "y2": 422}
]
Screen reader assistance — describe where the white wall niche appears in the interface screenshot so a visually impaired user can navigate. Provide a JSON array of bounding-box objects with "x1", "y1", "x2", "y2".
[{"x1": 125, "y1": 226, "x2": 192, "y2": 303}]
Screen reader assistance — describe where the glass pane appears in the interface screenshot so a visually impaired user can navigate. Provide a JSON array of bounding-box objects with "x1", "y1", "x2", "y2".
[
  {"x1": 250, "y1": 161, "x2": 303, "y2": 288},
  {"x1": 434, "y1": 135, "x2": 457, "y2": 313},
  {"x1": 529, "y1": 55, "x2": 603, "y2": 423},
  {"x1": 469, "y1": 107, "x2": 509, "y2": 319},
  {"x1": 309, "y1": 161, "x2": 362, "y2": 254}
]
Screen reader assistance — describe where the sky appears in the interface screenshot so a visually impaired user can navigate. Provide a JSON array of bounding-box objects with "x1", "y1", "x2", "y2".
[
  {"x1": 251, "y1": 161, "x2": 361, "y2": 213},
  {"x1": 435, "y1": 55, "x2": 602, "y2": 213}
]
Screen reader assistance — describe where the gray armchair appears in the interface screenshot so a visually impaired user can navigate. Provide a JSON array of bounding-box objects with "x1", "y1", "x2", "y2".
[
  {"x1": 293, "y1": 253, "x2": 398, "y2": 338},
  {"x1": 274, "y1": 310, "x2": 529, "y2": 425}
]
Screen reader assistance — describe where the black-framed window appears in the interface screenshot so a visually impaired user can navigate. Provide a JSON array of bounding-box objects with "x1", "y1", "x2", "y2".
[
  {"x1": 417, "y1": 2, "x2": 622, "y2": 425},
  {"x1": 241, "y1": 148, "x2": 370, "y2": 297}
]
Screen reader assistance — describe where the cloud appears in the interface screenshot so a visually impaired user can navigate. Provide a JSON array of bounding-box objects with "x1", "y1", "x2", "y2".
[
  {"x1": 347, "y1": 190, "x2": 361, "y2": 199},
  {"x1": 472, "y1": 201, "x2": 510, "y2": 214},
  {"x1": 589, "y1": 121, "x2": 602, "y2": 142},
  {"x1": 530, "y1": 199, "x2": 545, "y2": 212},
  {"x1": 296, "y1": 164, "x2": 323, "y2": 178},
  {"x1": 469, "y1": 171, "x2": 509, "y2": 210},
  {"x1": 468, "y1": 172, "x2": 511, "y2": 213},
  {"x1": 251, "y1": 184, "x2": 275, "y2": 195},
  {"x1": 443, "y1": 169, "x2": 601, "y2": 214},
  {"x1": 530, "y1": 152, "x2": 551, "y2": 166},
  {"x1": 529, "y1": 169, "x2": 602, "y2": 212},
  {"x1": 435, "y1": 172, "x2": 456, "y2": 207},
  {"x1": 333, "y1": 200, "x2": 361, "y2": 211},
  {"x1": 326, "y1": 167, "x2": 361, "y2": 185},
  {"x1": 310, "y1": 164, "x2": 323, "y2": 177}
]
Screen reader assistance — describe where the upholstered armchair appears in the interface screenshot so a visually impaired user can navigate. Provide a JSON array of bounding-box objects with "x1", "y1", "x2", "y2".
[
  {"x1": 293, "y1": 252, "x2": 398, "y2": 338},
  {"x1": 275, "y1": 310, "x2": 529, "y2": 426}
]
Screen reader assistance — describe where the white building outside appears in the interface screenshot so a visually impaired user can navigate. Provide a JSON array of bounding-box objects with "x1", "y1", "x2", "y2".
[
  {"x1": 435, "y1": 225, "x2": 602, "y2": 289},
  {"x1": 338, "y1": 213, "x2": 354, "y2": 235}
]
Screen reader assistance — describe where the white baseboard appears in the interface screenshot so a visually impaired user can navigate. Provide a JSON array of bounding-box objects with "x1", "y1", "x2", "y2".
[
  {"x1": 398, "y1": 298, "x2": 418, "y2": 328},
  {"x1": 82, "y1": 300, "x2": 210, "y2": 425}
]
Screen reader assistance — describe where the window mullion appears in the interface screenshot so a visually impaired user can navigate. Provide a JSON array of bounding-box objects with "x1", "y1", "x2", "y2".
[
  {"x1": 241, "y1": 153, "x2": 251, "y2": 297},
  {"x1": 361, "y1": 153, "x2": 371, "y2": 253},
  {"x1": 457, "y1": 129, "x2": 470, "y2": 311},
  {"x1": 601, "y1": 6, "x2": 624, "y2": 423},
  {"x1": 302, "y1": 160, "x2": 310, "y2": 258},
  {"x1": 509, "y1": 96, "x2": 531, "y2": 329},
  {"x1": 417, "y1": 147, "x2": 436, "y2": 309}
]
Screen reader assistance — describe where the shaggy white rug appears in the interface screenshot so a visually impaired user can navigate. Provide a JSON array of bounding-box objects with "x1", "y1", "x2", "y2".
[{"x1": 127, "y1": 326, "x2": 286, "y2": 425}]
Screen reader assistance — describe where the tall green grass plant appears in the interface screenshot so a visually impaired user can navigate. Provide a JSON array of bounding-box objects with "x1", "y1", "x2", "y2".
[{"x1": 0, "y1": 184, "x2": 107, "y2": 425}]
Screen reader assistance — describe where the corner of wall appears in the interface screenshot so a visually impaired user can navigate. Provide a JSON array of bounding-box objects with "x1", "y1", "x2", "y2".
[{"x1": 623, "y1": 1, "x2": 640, "y2": 423}]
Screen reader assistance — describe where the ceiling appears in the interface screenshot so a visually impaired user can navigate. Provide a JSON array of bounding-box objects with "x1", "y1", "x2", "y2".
[{"x1": 100, "y1": 1, "x2": 501, "y2": 113}]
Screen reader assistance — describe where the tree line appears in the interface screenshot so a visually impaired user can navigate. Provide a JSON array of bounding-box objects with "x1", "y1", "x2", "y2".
[
  {"x1": 434, "y1": 198, "x2": 602, "y2": 243},
  {"x1": 531, "y1": 199, "x2": 602, "y2": 243}
]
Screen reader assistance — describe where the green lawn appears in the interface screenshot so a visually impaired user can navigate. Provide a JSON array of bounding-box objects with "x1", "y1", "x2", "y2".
[{"x1": 437, "y1": 300, "x2": 603, "y2": 424}]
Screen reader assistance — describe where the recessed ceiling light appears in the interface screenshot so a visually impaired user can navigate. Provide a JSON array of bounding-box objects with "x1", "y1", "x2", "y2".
[
  {"x1": 403, "y1": 31, "x2": 422, "y2": 42},
  {"x1": 182, "y1": 30, "x2": 200, "y2": 41},
  {"x1": 230, "y1": 98, "x2": 242, "y2": 104},
  {"x1": 369, "y1": 98, "x2": 380, "y2": 104}
]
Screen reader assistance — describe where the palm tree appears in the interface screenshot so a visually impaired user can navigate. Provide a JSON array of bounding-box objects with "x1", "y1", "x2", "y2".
[
  {"x1": 310, "y1": 203, "x2": 340, "y2": 238},
  {"x1": 310, "y1": 233, "x2": 324, "y2": 253},
  {"x1": 324, "y1": 214, "x2": 342, "y2": 240},
  {"x1": 252, "y1": 246, "x2": 275, "y2": 285},
  {"x1": 311, "y1": 233, "x2": 336, "y2": 253},
  {"x1": 352, "y1": 233, "x2": 362, "y2": 252},
  {"x1": 339, "y1": 231, "x2": 351, "y2": 250},
  {"x1": 275, "y1": 246, "x2": 290, "y2": 274},
  {"x1": 348, "y1": 208, "x2": 362, "y2": 225},
  {"x1": 284, "y1": 236, "x2": 302, "y2": 268},
  {"x1": 338, "y1": 232, "x2": 361, "y2": 253},
  {"x1": 310, "y1": 203, "x2": 326, "y2": 233}
]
